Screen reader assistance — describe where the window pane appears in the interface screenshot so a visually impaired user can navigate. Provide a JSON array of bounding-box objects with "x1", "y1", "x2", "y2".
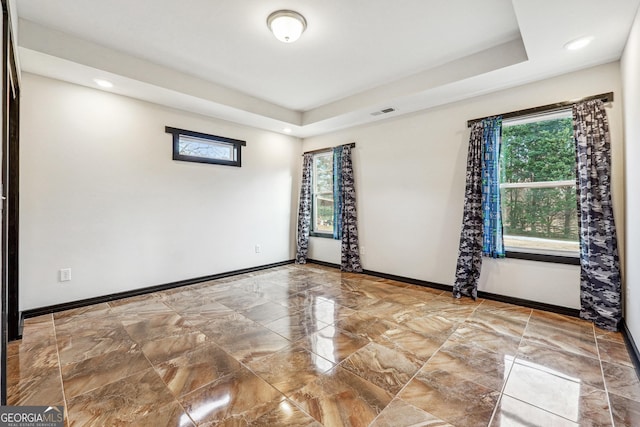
[
  {"x1": 501, "y1": 117, "x2": 574, "y2": 183},
  {"x1": 501, "y1": 186, "x2": 579, "y2": 253},
  {"x1": 315, "y1": 193, "x2": 334, "y2": 232},
  {"x1": 314, "y1": 153, "x2": 333, "y2": 194},
  {"x1": 501, "y1": 115, "x2": 578, "y2": 255},
  {"x1": 178, "y1": 135, "x2": 235, "y2": 161},
  {"x1": 313, "y1": 153, "x2": 334, "y2": 234}
]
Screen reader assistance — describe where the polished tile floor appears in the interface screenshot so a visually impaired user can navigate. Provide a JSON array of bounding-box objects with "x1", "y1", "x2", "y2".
[{"x1": 8, "y1": 264, "x2": 640, "y2": 426}]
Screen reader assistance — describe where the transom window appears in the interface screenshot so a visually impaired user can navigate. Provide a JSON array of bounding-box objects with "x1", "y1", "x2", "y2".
[
  {"x1": 312, "y1": 151, "x2": 334, "y2": 236},
  {"x1": 178, "y1": 135, "x2": 235, "y2": 161},
  {"x1": 500, "y1": 110, "x2": 579, "y2": 257},
  {"x1": 166, "y1": 126, "x2": 246, "y2": 167}
]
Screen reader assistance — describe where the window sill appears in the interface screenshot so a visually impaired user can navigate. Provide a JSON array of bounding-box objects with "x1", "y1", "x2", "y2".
[
  {"x1": 505, "y1": 251, "x2": 580, "y2": 265},
  {"x1": 310, "y1": 232, "x2": 334, "y2": 239}
]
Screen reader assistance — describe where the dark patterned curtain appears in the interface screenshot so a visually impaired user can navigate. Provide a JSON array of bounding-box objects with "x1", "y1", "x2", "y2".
[
  {"x1": 453, "y1": 122, "x2": 484, "y2": 299},
  {"x1": 332, "y1": 147, "x2": 343, "y2": 240},
  {"x1": 573, "y1": 100, "x2": 621, "y2": 331},
  {"x1": 453, "y1": 117, "x2": 503, "y2": 299},
  {"x1": 295, "y1": 153, "x2": 313, "y2": 264},
  {"x1": 339, "y1": 145, "x2": 362, "y2": 272}
]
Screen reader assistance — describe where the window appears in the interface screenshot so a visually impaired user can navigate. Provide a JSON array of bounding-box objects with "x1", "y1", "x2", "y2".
[
  {"x1": 311, "y1": 151, "x2": 334, "y2": 237},
  {"x1": 165, "y1": 126, "x2": 246, "y2": 167},
  {"x1": 500, "y1": 111, "x2": 579, "y2": 259}
]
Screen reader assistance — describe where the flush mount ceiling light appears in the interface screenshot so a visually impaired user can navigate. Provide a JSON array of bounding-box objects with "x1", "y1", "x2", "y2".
[
  {"x1": 267, "y1": 10, "x2": 307, "y2": 43},
  {"x1": 564, "y1": 36, "x2": 594, "y2": 51}
]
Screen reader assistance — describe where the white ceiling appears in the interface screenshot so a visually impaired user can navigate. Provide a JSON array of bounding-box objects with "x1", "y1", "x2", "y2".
[{"x1": 14, "y1": 0, "x2": 640, "y2": 137}]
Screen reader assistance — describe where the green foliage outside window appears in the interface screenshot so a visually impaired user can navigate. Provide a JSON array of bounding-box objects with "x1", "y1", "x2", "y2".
[
  {"x1": 314, "y1": 153, "x2": 334, "y2": 232},
  {"x1": 501, "y1": 117, "x2": 578, "y2": 243}
]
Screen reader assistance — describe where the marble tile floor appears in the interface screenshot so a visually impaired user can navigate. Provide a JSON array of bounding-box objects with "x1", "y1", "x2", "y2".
[{"x1": 7, "y1": 264, "x2": 640, "y2": 426}]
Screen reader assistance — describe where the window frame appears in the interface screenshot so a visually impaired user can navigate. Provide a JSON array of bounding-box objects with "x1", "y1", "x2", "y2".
[
  {"x1": 165, "y1": 126, "x2": 246, "y2": 167},
  {"x1": 310, "y1": 150, "x2": 335, "y2": 238},
  {"x1": 500, "y1": 111, "x2": 580, "y2": 265}
]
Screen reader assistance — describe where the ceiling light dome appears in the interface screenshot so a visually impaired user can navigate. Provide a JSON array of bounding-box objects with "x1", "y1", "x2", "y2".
[{"x1": 267, "y1": 10, "x2": 307, "y2": 43}]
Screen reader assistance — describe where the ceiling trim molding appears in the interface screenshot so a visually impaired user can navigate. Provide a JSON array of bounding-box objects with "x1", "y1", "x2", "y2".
[{"x1": 19, "y1": 19, "x2": 301, "y2": 125}]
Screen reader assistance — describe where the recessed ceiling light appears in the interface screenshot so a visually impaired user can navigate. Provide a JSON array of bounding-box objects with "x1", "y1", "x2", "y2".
[
  {"x1": 564, "y1": 36, "x2": 594, "y2": 51},
  {"x1": 94, "y1": 78, "x2": 113, "y2": 88},
  {"x1": 283, "y1": 128, "x2": 292, "y2": 133}
]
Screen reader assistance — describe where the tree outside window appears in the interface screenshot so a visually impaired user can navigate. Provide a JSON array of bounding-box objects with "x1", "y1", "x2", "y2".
[
  {"x1": 500, "y1": 112, "x2": 579, "y2": 256},
  {"x1": 312, "y1": 152, "x2": 334, "y2": 235}
]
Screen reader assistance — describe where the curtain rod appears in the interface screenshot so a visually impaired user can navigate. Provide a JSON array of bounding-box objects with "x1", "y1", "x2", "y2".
[
  {"x1": 303, "y1": 142, "x2": 356, "y2": 156},
  {"x1": 466, "y1": 92, "x2": 614, "y2": 128}
]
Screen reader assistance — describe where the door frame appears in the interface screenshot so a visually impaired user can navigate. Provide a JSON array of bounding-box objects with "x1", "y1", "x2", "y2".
[{"x1": 1, "y1": 0, "x2": 20, "y2": 405}]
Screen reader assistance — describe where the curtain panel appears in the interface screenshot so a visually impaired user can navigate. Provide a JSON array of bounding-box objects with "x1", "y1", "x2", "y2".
[
  {"x1": 339, "y1": 145, "x2": 362, "y2": 272},
  {"x1": 481, "y1": 118, "x2": 505, "y2": 258},
  {"x1": 333, "y1": 147, "x2": 344, "y2": 240},
  {"x1": 453, "y1": 122, "x2": 485, "y2": 299},
  {"x1": 573, "y1": 100, "x2": 621, "y2": 331},
  {"x1": 454, "y1": 118, "x2": 504, "y2": 299},
  {"x1": 295, "y1": 153, "x2": 313, "y2": 264}
]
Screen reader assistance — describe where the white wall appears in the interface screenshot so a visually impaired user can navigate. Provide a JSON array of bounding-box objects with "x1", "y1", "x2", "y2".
[
  {"x1": 305, "y1": 63, "x2": 625, "y2": 309},
  {"x1": 20, "y1": 73, "x2": 301, "y2": 310},
  {"x1": 621, "y1": 7, "x2": 640, "y2": 345}
]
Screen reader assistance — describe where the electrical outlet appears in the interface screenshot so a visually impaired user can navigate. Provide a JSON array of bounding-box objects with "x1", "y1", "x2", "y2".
[
  {"x1": 359, "y1": 246, "x2": 366, "y2": 255},
  {"x1": 255, "y1": 244, "x2": 261, "y2": 253},
  {"x1": 59, "y1": 268, "x2": 72, "y2": 282}
]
